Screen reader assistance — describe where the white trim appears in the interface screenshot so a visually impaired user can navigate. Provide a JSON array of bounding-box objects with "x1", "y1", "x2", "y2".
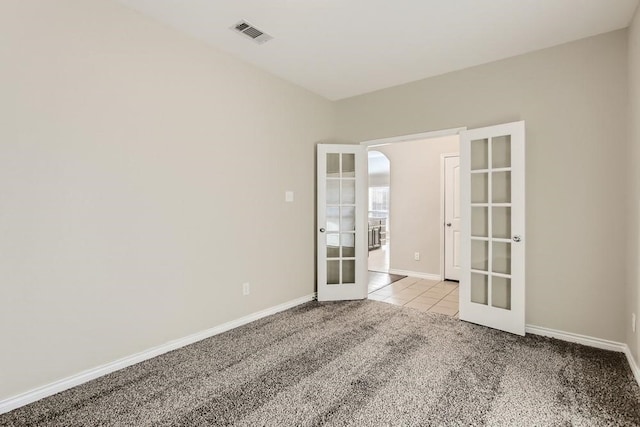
[
  {"x1": 623, "y1": 346, "x2": 640, "y2": 386},
  {"x1": 360, "y1": 127, "x2": 467, "y2": 148},
  {"x1": 440, "y1": 153, "x2": 460, "y2": 282},
  {"x1": 0, "y1": 293, "x2": 317, "y2": 415},
  {"x1": 388, "y1": 269, "x2": 441, "y2": 281},
  {"x1": 526, "y1": 324, "x2": 625, "y2": 352},
  {"x1": 526, "y1": 324, "x2": 640, "y2": 387}
]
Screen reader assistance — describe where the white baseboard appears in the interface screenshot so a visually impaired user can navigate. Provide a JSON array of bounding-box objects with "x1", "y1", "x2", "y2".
[
  {"x1": 526, "y1": 324, "x2": 640, "y2": 387},
  {"x1": 388, "y1": 269, "x2": 441, "y2": 281},
  {"x1": 0, "y1": 293, "x2": 316, "y2": 415},
  {"x1": 525, "y1": 324, "x2": 626, "y2": 352},
  {"x1": 623, "y1": 346, "x2": 640, "y2": 386}
]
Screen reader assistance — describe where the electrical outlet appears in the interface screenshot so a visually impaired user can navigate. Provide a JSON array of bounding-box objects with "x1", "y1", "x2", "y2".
[
  {"x1": 414, "y1": 252, "x2": 420, "y2": 261},
  {"x1": 242, "y1": 282, "x2": 250, "y2": 296},
  {"x1": 633, "y1": 313, "x2": 636, "y2": 333}
]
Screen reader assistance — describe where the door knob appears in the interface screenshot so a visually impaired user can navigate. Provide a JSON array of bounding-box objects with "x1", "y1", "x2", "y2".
[
  {"x1": 513, "y1": 235, "x2": 522, "y2": 242},
  {"x1": 319, "y1": 228, "x2": 326, "y2": 233},
  {"x1": 446, "y1": 223, "x2": 452, "y2": 227}
]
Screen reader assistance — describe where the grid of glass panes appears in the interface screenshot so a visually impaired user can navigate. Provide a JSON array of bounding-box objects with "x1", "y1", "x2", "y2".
[
  {"x1": 470, "y1": 136, "x2": 512, "y2": 310},
  {"x1": 326, "y1": 153, "x2": 356, "y2": 285}
]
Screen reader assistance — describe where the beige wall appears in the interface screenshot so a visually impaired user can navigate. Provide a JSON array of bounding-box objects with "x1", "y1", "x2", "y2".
[
  {"x1": 375, "y1": 136, "x2": 459, "y2": 275},
  {"x1": 0, "y1": 0, "x2": 333, "y2": 400},
  {"x1": 337, "y1": 30, "x2": 629, "y2": 342},
  {"x1": 627, "y1": 5, "x2": 640, "y2": 366}
]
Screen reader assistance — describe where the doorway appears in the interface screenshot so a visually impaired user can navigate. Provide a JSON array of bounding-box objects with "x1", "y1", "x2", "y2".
[
  {"x1": 367, "y1": 135, "x2": 459, "y2": 281},
  {"x1": 367, "y1": 150, "x2": 390, "y2": 273},
  {"x1": 317, "y1": 121, "x2": 526, "y2": 334},
  {"x1": 364, "y1": 135, "x2": 461, "y2": 316}
]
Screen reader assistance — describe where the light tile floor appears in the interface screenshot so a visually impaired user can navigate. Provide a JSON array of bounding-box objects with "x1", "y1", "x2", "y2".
[
  {"x1": 368, "y1": 276, "x2": 459, "y2": 318},
  {"x1": 367, "y1": 245, "x2": 389, "y2": 273}
]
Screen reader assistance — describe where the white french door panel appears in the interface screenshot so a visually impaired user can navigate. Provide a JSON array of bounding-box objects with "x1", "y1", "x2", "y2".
[
  {"x1": 444, "y1": 156, "x2": 461, "y2": 281},
  {"x1": 459, "y1": 121, "x2": 525, "y2": 336},
  {"x1": 317, "y1": 144, "x2": 368, "y2": 301}
]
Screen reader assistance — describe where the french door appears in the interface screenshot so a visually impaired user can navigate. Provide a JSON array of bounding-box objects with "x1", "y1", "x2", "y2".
[
  {"x1": 459, "y1": 121, "x2": 525, "y2": 335},
  {"x1": 316, "y1": 144, "x2": 368, "y2": 301}
]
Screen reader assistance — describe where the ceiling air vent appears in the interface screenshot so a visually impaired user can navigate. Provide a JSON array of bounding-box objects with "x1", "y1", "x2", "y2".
[{"x1": 231, "y1": 20, "x2": 273, "y2": 44}]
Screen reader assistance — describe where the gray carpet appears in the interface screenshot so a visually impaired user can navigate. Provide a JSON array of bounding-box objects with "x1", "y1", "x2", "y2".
[{"x1": 2, "y1": 300, "x2": 640, "y2": 426}]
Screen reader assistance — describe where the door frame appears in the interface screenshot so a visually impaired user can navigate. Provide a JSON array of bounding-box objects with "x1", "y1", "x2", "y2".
[
  {"x1": 440, "y1": 152, "x2": 460, "y2": 281},
  {"x1": 361, "y1": 127, "x2": 467, "y2": 148},
  {"x1": 361, "y1": 127, "x2": 467, "y2": 280}
]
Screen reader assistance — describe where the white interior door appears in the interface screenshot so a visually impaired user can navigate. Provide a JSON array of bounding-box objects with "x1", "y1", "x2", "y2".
[
  {"x1": 459, "y1": 121, "x2": 525, "y2": 335},
  {"x1": 444, "y1": 156, "x2": 461, "y2": 281},
  {"x1": 317, "y1": 144, "x2": 367, "y2": 301}
]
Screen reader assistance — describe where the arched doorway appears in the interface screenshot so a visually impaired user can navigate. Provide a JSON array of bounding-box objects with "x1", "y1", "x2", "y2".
[{"x1": 367, "y1": 150, "x2": 390, "y2": 272}]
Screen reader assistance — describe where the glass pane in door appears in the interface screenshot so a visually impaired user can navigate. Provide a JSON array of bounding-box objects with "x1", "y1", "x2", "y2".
[
  {"x1": 491, "y1": 276, "x2": 511, "y2": 310},
  {"x1": 471, "y1": 173, "x2": 488, "y2": 203},
  {"x1": 327, "y1": 260, "x2": 340, "y2": 285},
  {"x1": 342, "y1": 180, "x2": 356, "y2": 204},
  {"x1": 341, "y1": 233, "x2": 355, "y2": 257},
  {"x1": 492, "y1": 242, "x2": 511, "y2": 275},
  {"x1": 471, "y1": 273, "x2": 488, "y2": 305},
  {"x1": 471, "y1": 240, "x2": 488, "y2": 271},
  {"x1": 327, "y1": 153, "x2": 340, "y2": 177},
  {"x1": 342, "y1": 154, "x2": 355, "y2": 177},
  {"x1": 326, "y1": 207, "x2": 339, "y2": 232},
  {"x1": 327, "y1": 180, "x2": 340, "y2": 204},
  {"x1": 492, "y1": 207, "x2": 511, "y2": 239},
  {"x1": 492, "y1": 135, "x2": 511, "y2": 168},
  {"x1": 469, "y1": 136, "x2": 515, "y2": 309},
  {"x1": 327, "y1": 233, "x2": 340, "y2": 258},
  {"x1": 341, "y1": 207, "x2": 355, "y2": 232},
  {"x1": 323, "y1": 151, "x2": 359, "y2": 286},
  {"x1": 342, "y1": 260, "x2": 355, "y2": 283},
  {"x1": 471, "y1": 139, "x2": 489, "y2": 170},
  {"x1": 492, "y1": 172, "x2": 511, "y2": 203},
  {"x1": 471, "y1": 207, "x2": 488, "y2": 237}
]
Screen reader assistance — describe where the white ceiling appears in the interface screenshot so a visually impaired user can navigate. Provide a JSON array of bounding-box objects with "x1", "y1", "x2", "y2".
[{"x1": 116, "y1": 0, "x2": 639, "y2": 100}]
